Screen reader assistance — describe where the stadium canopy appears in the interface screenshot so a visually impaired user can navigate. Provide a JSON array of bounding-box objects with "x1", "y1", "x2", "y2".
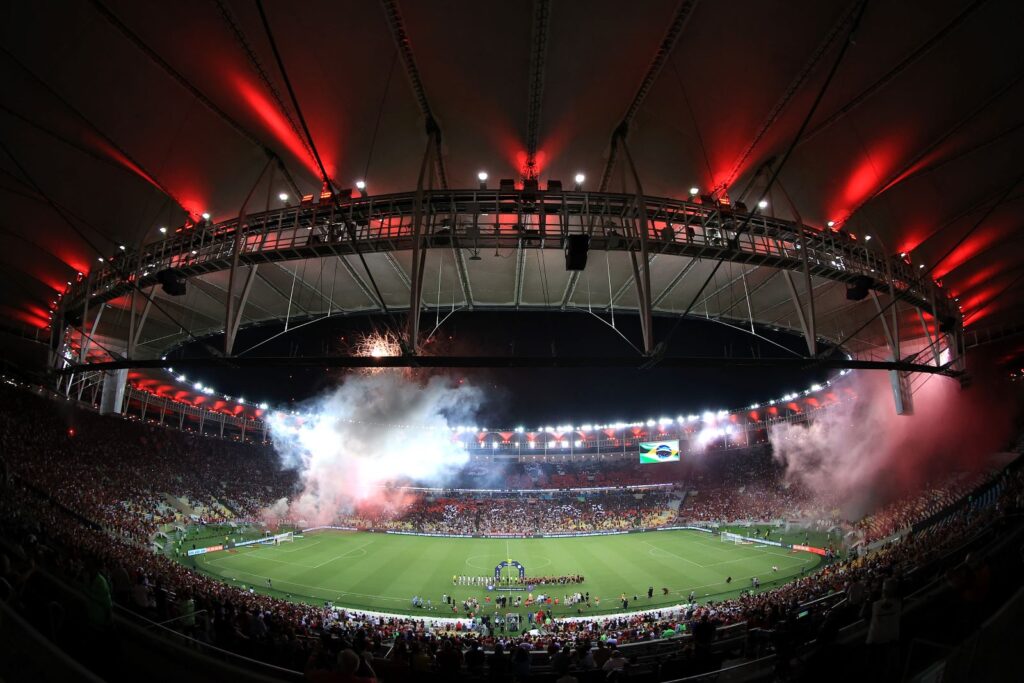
[{"x1": 2, "y1": 0, "x2": 1023, "y2": 384}]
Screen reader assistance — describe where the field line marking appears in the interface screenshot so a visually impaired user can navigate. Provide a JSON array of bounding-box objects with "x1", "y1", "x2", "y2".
[
  {"x1": 265, "y1": 539, "x2": 321, "y2": 554},
  {"x1": 203, "y1": 550, "x2": 322, "y2": 570},
  {"x1": 309, "y1": 539, "x2": 376, "y2": 569},
  {"x1": 642, "y1": 541, "x2": 705, "y2": 568},
  {"x1": 200, "y1": 564, "x2": 412, "y2": 602}
]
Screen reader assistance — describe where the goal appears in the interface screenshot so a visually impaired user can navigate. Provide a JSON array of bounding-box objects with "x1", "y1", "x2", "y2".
[
  {"x1": 721, "y1": 531, "x2": 752, "y2": 545},
  {"x1": 272, "y1": 531, "x2": 294, "y2": 546}
]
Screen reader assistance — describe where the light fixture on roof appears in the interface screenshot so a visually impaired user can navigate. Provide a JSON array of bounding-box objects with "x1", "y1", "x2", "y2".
[
  {"x1": 201, "y1": 212, "x2": 211, "y2": 221},
  {"x1": 118, "y1": 245, "x2": 126, "y2": 251},
  {"x1": 757, "y1": 199, "x2": 769, "y2": 209},
  {"x1": 827, "y1": 220, "x2": 835, "y2": 227},
  {"x1": 477, "y1": 171, "x2": 488, "y2": 189},
  {"x1": 574, "y1": 173, "x2": 585, "y2": 191},
  {"x1": 900, "y1": 252, "x2": 907, "y2": 258},
  {"x1": 159, "y1": 226, "x2": 167, "y2": 234},
  {"x1": 97, "y1": 257, "x2": 104, "y2": 263},
  {"x1": 919, "y1": 264, "x2": 925, "y2": 269},
  {"x1": 864, "y1": 235, "x2": 872, "y2": 241},
  {"x1": 689, "y1": 186, "x2": 699, "y2": 196},
  {"x1": 191, "y1": 250, "x2": 197, "y2": 255},
  {"x1": 278, "y1": 192, "x2": 289, "y2": 202},
  {"x1": 355, "y1": 180, "x2": 366, "y2": 193}
]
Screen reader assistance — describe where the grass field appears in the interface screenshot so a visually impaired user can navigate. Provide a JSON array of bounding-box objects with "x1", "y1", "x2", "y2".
[{"x1": 186, "y1": 529, "x2": 822, "y2": 617}]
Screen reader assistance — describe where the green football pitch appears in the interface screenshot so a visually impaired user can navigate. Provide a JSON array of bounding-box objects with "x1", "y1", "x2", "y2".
[{"x1": 186, "y1": 529, "x2": 822, "y2": 617}]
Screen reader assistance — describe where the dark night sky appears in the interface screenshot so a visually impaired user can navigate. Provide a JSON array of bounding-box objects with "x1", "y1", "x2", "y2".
[{"x1": 173, "y1": 311, "x2": 832, "y2": 427}]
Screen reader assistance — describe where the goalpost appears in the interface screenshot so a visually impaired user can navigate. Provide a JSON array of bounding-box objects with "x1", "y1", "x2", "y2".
[
  {"x1": 276, "y1": 531, "x2": 294, "y2": 545},
  {"x1": 721, "y1": 531, "x2": 752, "y2": 545}
]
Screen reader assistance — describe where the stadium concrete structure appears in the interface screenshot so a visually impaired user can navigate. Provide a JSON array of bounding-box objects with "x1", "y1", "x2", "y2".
[{"x1": 3, "y1": 1, "x2": 1024, "y2": 682}]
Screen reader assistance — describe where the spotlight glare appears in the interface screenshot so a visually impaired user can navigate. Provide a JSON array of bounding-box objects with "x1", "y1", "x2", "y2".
[
  {"x1": 688, "y1": 186, "x2": 699, "y2": 195},
  {"x1": 574, "y1": 173, "x2": 585, "y2": 184},
  {"x1": 757, "y1": 199, "x2": 768, "y2": 209},
  {"x1": 826, "y1": 220, "x2": 835, "y2": 227},
  {"x1": 159, "y1": 226, "x2": 167, "y2": 234},
  {"x1": 278, "y1": 192, "x2": 289, "y2": 201},
  {"x1": 201, "y1": 212, "x2": 211, "y2": 220},
  {"x1": 118, "y1": 245, "x2": 126, "y2": 251},
  {"x1": 355, "y1": 180, "x2": 366, "y2": 191},
  {"x1": 477, "y1": 171, "x2": 488, "y2": 181},
  {"x1": 865, "y1": 235, "x2": 872, "y2": 241}
]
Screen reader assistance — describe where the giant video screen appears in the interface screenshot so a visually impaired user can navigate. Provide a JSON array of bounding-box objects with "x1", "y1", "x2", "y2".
[{"x1": 639, "y1": 439, "x2": 680, "y2": 464}]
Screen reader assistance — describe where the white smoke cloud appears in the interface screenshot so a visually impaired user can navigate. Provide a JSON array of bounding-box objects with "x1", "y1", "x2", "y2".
[
  {"x1": 264, "y1": 372, "x2": 482, "y2": 526},
  {"x1": 769, "y1": 370, "x2": 1010, "y2": 517}
]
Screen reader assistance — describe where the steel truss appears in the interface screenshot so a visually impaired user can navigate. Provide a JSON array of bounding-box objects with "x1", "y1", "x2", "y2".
[{"x1": 54, "y1": 188, "x2": 961, "y2": 377}]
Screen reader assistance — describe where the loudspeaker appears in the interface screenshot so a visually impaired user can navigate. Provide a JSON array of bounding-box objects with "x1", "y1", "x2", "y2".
[
  {"x1": 565, "y1": 234, "x2": 590, "y2": 271},
  {"x1": 845, "y1": 275, "x2": 873, "y2": 301},
  {"x1": 156, "y1": 268, "x2": 187, "y2": 296}
]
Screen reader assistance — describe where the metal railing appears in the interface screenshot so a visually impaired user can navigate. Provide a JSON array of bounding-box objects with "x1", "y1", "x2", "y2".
[{"x1": 62, "y1": 189, "x2": 955, "y2": 322}]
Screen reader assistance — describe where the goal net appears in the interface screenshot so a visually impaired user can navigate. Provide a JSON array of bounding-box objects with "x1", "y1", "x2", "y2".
[
  {"x1": 277, "y1": 531, "x2": 294, "y2": 544},
  {"x1": 721, "y1": 531, "x2": 752, "y2": 545}
]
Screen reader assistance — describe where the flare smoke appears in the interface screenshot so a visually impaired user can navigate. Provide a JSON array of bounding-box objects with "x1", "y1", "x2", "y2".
[
  {"x1": 769, "y1": 370, "x2": 1012, "y2": 516},
  {"x1": 264, "y1": 372, "x2": 482, "y2": 525}
]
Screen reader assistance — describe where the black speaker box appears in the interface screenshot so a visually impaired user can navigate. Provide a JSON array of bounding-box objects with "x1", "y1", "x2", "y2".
[
  {"x1": 156, "y1": 268, "x2": 186, "y2": 296},
  {"x1": 845, "y1": 275, "x2": 873, "y2": 301},
  {"x1": 565, "y1": 234, "x2": 590, "y2": 271}
]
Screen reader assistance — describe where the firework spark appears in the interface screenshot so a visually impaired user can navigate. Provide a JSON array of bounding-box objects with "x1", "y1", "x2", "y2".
[{"x1": 354, "y1": 331, "x2": 402, "y2": 358}]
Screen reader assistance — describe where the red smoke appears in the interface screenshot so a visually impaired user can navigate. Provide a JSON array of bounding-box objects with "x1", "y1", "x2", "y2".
[{"x1": 770, "y1": 369, "x2": 1014, "y2": 517}]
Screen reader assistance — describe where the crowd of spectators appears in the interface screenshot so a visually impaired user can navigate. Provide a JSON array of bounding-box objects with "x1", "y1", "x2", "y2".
[
  {"x1": 0, "y1": 385, "x2": 296, "y2": 539},
  {"x1": 2, "y1": 381, "x2": 1023, "y2": 680},
  {"x1": 853, "y1": 471, "x2": 991, "y2": 543}
]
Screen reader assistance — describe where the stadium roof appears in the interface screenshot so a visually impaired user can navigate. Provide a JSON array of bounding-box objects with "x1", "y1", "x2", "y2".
[{"x1": 2, "y1": 0, "x2": 1024, "y2": 374}]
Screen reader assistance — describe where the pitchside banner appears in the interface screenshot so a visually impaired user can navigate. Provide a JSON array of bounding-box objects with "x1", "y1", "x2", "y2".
[{"x1": 639, "y1": 440, "x2": 680, "y2": 464}]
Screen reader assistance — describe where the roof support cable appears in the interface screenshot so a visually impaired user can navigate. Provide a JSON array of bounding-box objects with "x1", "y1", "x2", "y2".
[
  {"x1": 825, "y1": 165, "x2": 1024, "y2": 358},
  {"x1": 86, "y1": 0, "x2": 303, "y2": 199},
  {"x1": 652, "y1": 0, "x2": 870, "y2": 363},
  {"x1": 254, "y1": 0, "x2": 405, "y2": 345},
  {"x1": 0, "y1": 139, "x2": 205, "y2": 353}
]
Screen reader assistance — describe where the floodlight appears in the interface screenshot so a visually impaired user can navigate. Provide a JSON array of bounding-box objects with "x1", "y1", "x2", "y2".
[
  {"x1": 279, "y1": 192, "x2": 289, "y2": 201},
  {"x1": 757, "y1": 199, "x2": 768, "y2": 209},
  {"x1": 689, "y1": 186, "x2": 699, "y2": 196}
]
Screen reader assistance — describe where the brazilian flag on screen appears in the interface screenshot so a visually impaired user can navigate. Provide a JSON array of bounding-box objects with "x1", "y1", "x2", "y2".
[{"x1": 639, "y1": 439, "x2": 680, "y2": 464}]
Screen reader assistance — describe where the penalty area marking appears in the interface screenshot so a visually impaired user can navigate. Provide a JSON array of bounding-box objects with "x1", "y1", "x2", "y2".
[
  {"x1": 203, "y1": 540, "x2": 370, "y2": 570},
  {"x1": 642, "y1": 541, "x2": 705, "y2": 568},
  {"x1": 207, "y1": 566, "x2": 411, "y2": 603},
  {"x1": 309, "y1": 539, "x2": 376, "y2": 569},
  {"x1": 258, "y1": 539, "x2": 321, "y2": 555}
]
